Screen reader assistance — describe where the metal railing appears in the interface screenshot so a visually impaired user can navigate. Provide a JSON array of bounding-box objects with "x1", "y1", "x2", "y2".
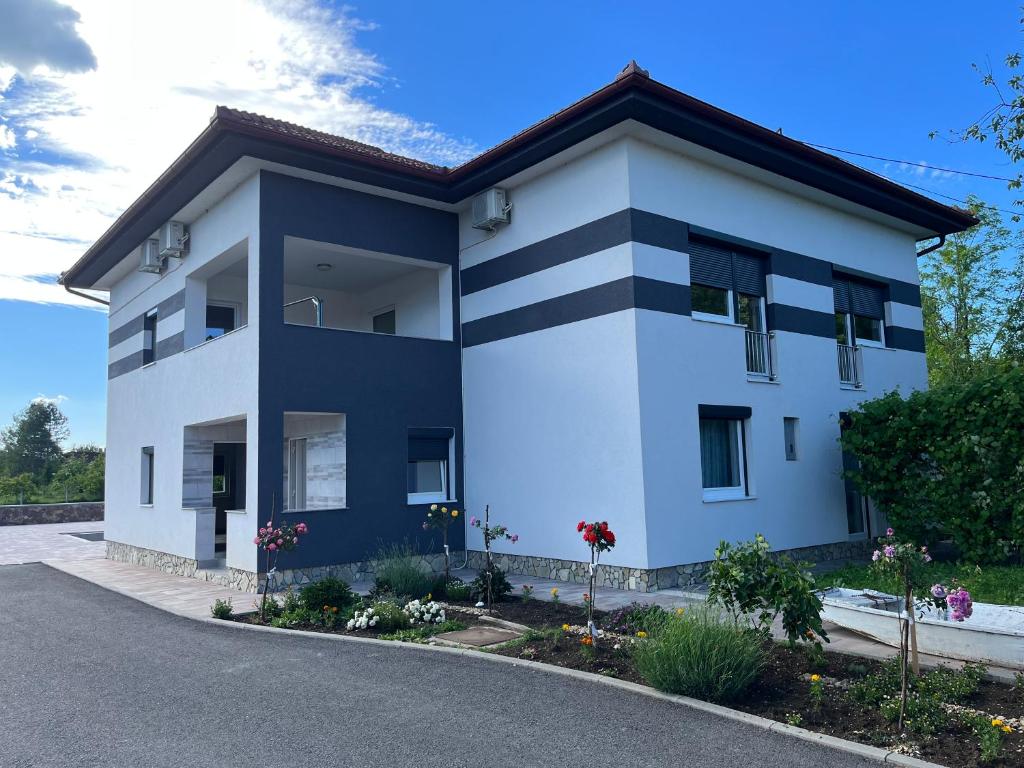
[
  {"x1": 837, "y1": 343, "x2": 862, "y2": 386},
  {"x1": 283, "y1": 295, "x2": 324, "y2": 328},
  {"x1": 745, "y1": 330, "x2": 776, "y2": 379}
]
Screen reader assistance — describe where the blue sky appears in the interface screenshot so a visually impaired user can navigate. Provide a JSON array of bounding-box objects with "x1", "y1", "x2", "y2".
[{"x1": 0, "y1": 1, "x2": 1021, "y2": 446}]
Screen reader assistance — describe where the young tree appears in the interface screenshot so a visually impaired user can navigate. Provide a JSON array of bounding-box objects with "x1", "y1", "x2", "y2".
[
  {"x1": 919, "y1": 197, "x2": 1024, "y2": 385},
  {"x1": 0, "y1": 400, "x2": 70, "y2": 481}
]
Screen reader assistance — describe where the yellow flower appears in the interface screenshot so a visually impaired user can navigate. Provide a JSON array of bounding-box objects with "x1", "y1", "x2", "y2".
[
  {"x1": 451, "y1": 509, "x2": 459, "y2": 517},
  {"x1": 636, "y1": 630, "x2": 648, "y2": 638},
  {"x1": 675, "y1": 607, "x2": 685, "y2": 616},
  {"x1": 562, "y1": 623, "x2": 571, "y2": 632},
  {"x1": 551, "y1": 588, "x2": 559, "y2": 596},
  {"x1": 992, "y1": 718, "x2": 1004, "y2": 727},
  {"x1": 1002, "y1": 726, "x2": 1013, "y2": 734},
  {"x1": 441, "y1": 506, "x2": 448, "y2": 514},
  {"x1": 426, "y1": 593, "x2": 432, "y2": 601},
  {"x1": 810, "y1": 674, "x2": 821, "y2": 683}
]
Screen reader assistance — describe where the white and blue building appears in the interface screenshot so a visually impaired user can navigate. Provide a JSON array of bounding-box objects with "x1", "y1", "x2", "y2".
[{"x1": 62, "y1": 63, "x2": 975, "y2": 592}]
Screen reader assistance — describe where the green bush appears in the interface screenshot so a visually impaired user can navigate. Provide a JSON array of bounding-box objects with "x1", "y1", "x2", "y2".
[
  {"x1": 707, "y1": 534, "x2": 828, "y2": 645},
  {"x1": 602, "y1": 602, "x2": 671, "y2": 635},
  {"x1": 210, "y1": 598, "x2": 233, "y2": 620},
  {"x1": 371, "y1": 542, "x2": 439, "y2": 600},
  {"x1": 633, "y1": 606, "x2": 765, "y2": 702},
  {"x1": 299, "y1": 577, "x2": 356, "y2": 612},
  {"x1": 470, "y1": 564, "x2": 513, "y2": 602},
  {"x1": 443, "y1": 577, "x2": 472, "y2": 601},
  {"x1": 841, "y1": 364, "x2": 1024, "y2": 563},
  {"x1": 379, "y1": 620, "x2": 466, "y2": 642},
  {"x1": 368, "y1": 600, "x2": 410, "y2": 633}
]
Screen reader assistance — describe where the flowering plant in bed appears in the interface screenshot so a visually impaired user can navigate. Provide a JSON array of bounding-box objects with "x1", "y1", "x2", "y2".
[
  {"x1": 253, "y1": 495, "x2": 308, "y2": 621},
  {"x1": 576, "y1": 519, "x2": 615, "y2": 643},
  {"x1": 423, "y1": 504, "x2": 459, "y2": 584},
  {"x1": 470, "y1": 505, "x2": 518, "y2": 609},
  {"x1": 404, "y1": 598, "x2": 446, "y2": 625}
]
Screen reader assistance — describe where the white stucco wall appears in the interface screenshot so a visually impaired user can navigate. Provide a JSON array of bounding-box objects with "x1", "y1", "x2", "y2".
[{"x1": 105, "y1": 173, "x2": 262, "y2": 572}]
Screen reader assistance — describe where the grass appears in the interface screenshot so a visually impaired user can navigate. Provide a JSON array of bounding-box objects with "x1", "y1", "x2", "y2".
[
  {"x1": 816, "y1": 561, "x2": 1024, "y2": 606},
  {"x1": 378, "y1": 620, "x2": 466, "y2": 643}
]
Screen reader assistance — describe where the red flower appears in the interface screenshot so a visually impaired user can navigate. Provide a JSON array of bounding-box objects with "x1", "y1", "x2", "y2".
[
  {"x1": 577, "y1": 520, "x2": 586, "y2": 532},
  {"x1": 600, "y1": 521, "x2": 608, "y2": 532},
  {"x1": 605, "y1": 530, "x2": 616, "y2": 544}
]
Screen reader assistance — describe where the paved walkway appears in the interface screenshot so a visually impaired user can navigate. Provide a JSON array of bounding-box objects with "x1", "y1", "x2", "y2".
[
  {"x1": 0, "y1": 520, "x2": 106, "y2": 564},
  {"x1": 1, "y1": 563, "x2": 880, "y2": 768}
]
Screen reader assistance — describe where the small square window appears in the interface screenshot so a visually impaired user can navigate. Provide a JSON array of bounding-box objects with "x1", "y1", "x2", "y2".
[
  {"x1": 783, "y1": 417, "x2": 798, "y2": 461},
  {"x1": 691, "y1": 284, "x2": 732, "y2": 321},
  {"x1": 407, "y1": 429, "x2": 452, "y2": 504},
  {"x1": 699, "y1": 417, "x2": 746, "y2": 500},
  {"x1": 140, "y1": 447, "x2": 154, "y2": 504},
  {"x1": 373, "y1": 308, "x2": 396, "y2": 335}
]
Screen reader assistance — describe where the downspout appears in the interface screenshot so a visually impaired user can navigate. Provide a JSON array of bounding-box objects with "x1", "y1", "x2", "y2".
[{"x1": 915, "y1": 233, "x2": 945, "y2": 259}]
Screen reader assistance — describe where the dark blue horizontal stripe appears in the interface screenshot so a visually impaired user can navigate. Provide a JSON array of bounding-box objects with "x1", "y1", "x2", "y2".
[
  {"x1": 460, "y1": 208, "x2": 688, "y2": 296},
  {"x1": 108, "y1": 289, "x2": 186, "y2": 347},
  {"x1": 108, "y1": 331, "x2": 185, "y2": 379},
  {"x1": 885, "y1": 326, "x2": 926, "y2": 353},
  {"x1": 462, "y1": 276, "x2": 690, "y2": 347}
]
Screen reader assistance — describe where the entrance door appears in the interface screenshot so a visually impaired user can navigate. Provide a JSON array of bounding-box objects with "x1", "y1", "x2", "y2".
[{"x1": 212, "y1": 443, "x2": 245, "y2": 554}]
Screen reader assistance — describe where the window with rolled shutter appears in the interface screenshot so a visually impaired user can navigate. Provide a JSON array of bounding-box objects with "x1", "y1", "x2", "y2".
[{"x1": 688, "y1": 240, "x2": 767, "y2": 296}]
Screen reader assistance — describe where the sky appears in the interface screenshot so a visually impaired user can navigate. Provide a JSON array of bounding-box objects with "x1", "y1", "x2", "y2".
[{"x1": 0, "y1": 0, "x2": 1022, "y2": 446}]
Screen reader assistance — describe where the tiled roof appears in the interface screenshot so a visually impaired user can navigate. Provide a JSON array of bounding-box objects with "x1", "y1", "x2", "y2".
[{"x1": 215, "y1": 106, "x2": 448, "y2": 174}]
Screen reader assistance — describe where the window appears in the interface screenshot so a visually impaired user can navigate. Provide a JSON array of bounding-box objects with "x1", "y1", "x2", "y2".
[
  {"x1": 287, "y1": 438, "x2": 307, "y2": 511},
  {"x1": 697, "y1": 405, "x2": 750, "y2": 501},
  {"x1": 853, "y1": 315, "x2": 884, "y2": 347},
  {"x1": 691, "y1": 284, "x2": 732, "y2": 320},
  {"x1": 833, "y1": 276, "x2": 886, "y2": 348},
  {"x1": 140, "y1": 447, "x2": 154, "y2": 504},
  {"x1": 737, "y1": 294, "x2": 765, "y2": 332},
  {"x1": 142, "y1": 310, "x2": 158, "y2": 365},
  {"x1": 408, "y1": 428, "x2": 452, "y2": 504},
  {"x1": 205, "y1": 304, "x2": 236, "y2": 341},
  {"x1": 372, "y1": 308, "x2": 396, "y2": 335},
  {"x1": 783, "y1": 417, "x2": 798, "y2": 461}
]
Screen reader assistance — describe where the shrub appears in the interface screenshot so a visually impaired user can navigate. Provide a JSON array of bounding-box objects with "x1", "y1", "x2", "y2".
[
  {"x1": 444, "y1": 577, "x2": 472, "y2": 601},
  {"x1": 707, "y1": 534, "x2": 828, "y2": 645},
  {"x1": 299, "y1": 577, "x2": 355, "y2": 612},
  {"x1": 470, "y1": 565, "x2": 513, "y2": 603},
  {"x1": 372, "y1": 541, "x2": 439, "y2": 600},
  {"x1": 633, "y1": 606, "x2": 765, "y2": 702},
  {"x1": 211, "y1": 598, "x2": 233, "y2": 620},
  {"x1": 602, "y1": 602, "x2": 670, "y2": 635},
  {"x1": 346, "y1": 600, "x2": 410, "y2": 633},
  {"x1": 840, "y1": 364, "x2": 1024, "y2": 563}
]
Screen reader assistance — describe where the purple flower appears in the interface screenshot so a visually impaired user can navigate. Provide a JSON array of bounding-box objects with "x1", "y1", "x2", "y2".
[
  {"x1": 886, "y1": 527, "x2": 894, "y2": 537},
  {"x1": 924, "y1": 554, "x2": 932, "y2": 563},
  {"x1": 469, "y1": 516, "x2": 478, "y2": 527},
  {"x1": 872, "y1": 550, "x2": 881, "y2": 561},
  {"x1": 510, "y1": 534, "x2": 519, "y2": 543},
  {"x1": 883, "y1": 545, "x2": 896, "y2": 558},
  {"x1": 931, "y1": 584, "x2": 946, "y2": 599}
]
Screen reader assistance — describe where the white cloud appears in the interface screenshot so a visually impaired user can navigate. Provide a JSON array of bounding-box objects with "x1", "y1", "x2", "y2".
[
  {"x1": 0, "y1": 124, "x2": 14, "y2": 149},
  {"x1": 0, "y1": 0, "x2": 477, "y2": 307},
  {"x1": 32, "y1": 393, "x2": 69, "y2": 405}
]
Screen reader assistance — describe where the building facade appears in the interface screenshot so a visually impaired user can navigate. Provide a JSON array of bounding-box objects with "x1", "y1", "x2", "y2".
[{"x1": 63, "y1": 64, "x2": 975, "y2": 592}]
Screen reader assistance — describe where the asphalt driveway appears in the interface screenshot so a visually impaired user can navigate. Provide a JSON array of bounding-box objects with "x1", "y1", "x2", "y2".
[{"x1": 0, "y1": 563, "x2": 877, "y2": 768}]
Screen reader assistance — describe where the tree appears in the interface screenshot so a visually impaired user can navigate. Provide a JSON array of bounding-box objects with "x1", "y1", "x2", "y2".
[
  {"x1": 0, "y1": 473, "x2": 37, "y2": 505},
  {"x1": 50, "y1": 447, "x2": 105, "y2": 501},
  {"x1": 920, "y1": 197, "x2": 1024, "y2": 385},
  {"x1": 0, "y1": 400, "x2": 70, "y2": 481}
]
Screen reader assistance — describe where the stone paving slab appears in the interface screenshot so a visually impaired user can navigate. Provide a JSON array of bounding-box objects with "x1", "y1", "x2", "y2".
[
  {"x1": 44, "y1": 557, "x2": 260, "y2": 620},
  {"x1": 0, "y1": 520, "x2": 106, "y2": 564},
  {"x1": 434, "y1": 626, "x2": 521, "y2": 647}
]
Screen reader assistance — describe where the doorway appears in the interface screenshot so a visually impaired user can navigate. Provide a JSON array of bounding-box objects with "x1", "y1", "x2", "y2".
[{"x1": 213, "y1": 443, "x2": 245, "y2": 555}]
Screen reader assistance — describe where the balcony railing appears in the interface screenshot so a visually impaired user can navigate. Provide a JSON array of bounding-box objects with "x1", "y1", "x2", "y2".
[
  {"x1": 837, "y1": 343, "x2": 862, "y2": 386},
  {"x1": 745, "y1": 330, "x2": 776, "y2": 379}
]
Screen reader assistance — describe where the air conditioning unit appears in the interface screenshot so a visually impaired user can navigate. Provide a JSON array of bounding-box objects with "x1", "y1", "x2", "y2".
[
  {"x1": 471, "y1": 188, "x2": 510, "y2": 230},
  {"x1": 159, "y1": 221, "x2": 188, "y2": 258},
  {"x1": 138, "y1": 239, "x2": 164, "y2": 273}
]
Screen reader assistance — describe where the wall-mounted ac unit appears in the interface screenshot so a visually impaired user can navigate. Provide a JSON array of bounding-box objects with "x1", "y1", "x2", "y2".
[
  {"x1": 159, "y1": 221, "x2": 188, "y2": 258},
  {"x1": 139, "y1": 239, "x2": 164, "y2": 273},
  {"x1": 471, "y1": 188, "x2": 510, "y2": 230}
]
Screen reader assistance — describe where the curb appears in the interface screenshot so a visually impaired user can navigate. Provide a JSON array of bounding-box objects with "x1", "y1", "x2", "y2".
[{"x1": 43, "y1": 562, "x2": 946, "y2": 768}]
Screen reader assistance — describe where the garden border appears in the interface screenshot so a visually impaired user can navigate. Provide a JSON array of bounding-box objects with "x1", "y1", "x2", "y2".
[{"x1": 47, "y1": 562, "x2": 943, "y2": 768}]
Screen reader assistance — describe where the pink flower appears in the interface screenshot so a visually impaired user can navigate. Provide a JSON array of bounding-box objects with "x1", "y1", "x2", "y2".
[
  {"x1": 469, "y1": 516, "x2": 478, "y2": 527},
  {"x1": 268, "y1": 543, "x2": 277, "y2": 551},
  {"x1": 883, "y1": 545, "x2": 896, "y2": 558},
  {"x1": 886, "y1": 527, "x2": 894, "y2": 537},
  {"x1": 510, "y1": 534, "x2": 519, "y2": 543},
  {"x1": 253, "y1": 536, "x2": 260, "y2": 544},
  {"x1": 276, "y1": 538, "x2": 283, "y2": 546},
  {"x1": 266, "y1": 521, "x2": 272, "y2": 527},
  {"x1": 295, "y1": 523, "x2": 308, "y2": 534},
  {"x1": 258, "y1": 528, "x2": 266, "y2": 535}
]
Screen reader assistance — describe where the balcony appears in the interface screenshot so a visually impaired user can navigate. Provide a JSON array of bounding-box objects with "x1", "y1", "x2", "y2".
[
  {"x1": 745, "y1": 329, "x2": 776, "y2": 380},
  {"x1": 837, "y1": 343, "x2": 862, "y2": 387}
]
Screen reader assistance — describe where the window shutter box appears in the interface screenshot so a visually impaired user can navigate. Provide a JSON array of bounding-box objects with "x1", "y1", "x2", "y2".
[
  {"x1": 733, "y1": 252, "x2": 767, "y2": 296},
  {"x1": 688, "y1": 240, "x2": 733, "y2": 290},
  {"x1": 408, "y1": 428, "x2": 453, "y2": 461},
  {"x1": 698, "y1": 404, "x2": 752, "y2": 420}
]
